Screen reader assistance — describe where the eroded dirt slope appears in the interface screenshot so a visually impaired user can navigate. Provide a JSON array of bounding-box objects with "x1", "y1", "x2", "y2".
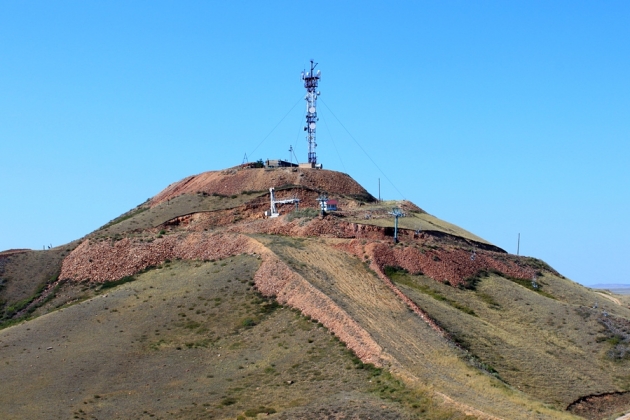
[{"x1": 151, "y1": 167, "x2": 373, "y2": 207}]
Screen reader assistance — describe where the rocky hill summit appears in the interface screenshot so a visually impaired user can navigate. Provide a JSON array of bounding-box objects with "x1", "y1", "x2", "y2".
[
  {"x1": 3, "y1": 165, "x2": 630, "y2": 419},
  {"x1": 150, "y1": 165, "x2": 373, "y2": 206}
]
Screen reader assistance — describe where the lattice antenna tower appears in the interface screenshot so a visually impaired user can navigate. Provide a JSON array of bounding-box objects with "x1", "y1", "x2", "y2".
[{"x1": 301, "y1": 60, "x2": 321, "y2": 164}]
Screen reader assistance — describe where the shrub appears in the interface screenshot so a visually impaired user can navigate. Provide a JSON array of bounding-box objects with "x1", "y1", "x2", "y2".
[
  {"x1": 244, "y1": 407, "x2": 276, "y2": 417},
  {"x1": 286, "y1": 207, "x2": 319, "y2": 222},
  {"x1": 100, "y1": 275, "x2": 135, "y2": 290},
  {"x1": 383, "y1": 265, "x2": 408, "y2": 278},
  {"x1": 241, "y1": 318, "x2": 256, "y2": 328},
  {"x1": 220, "y1": 397, "x2": 237, "y2": 406}
]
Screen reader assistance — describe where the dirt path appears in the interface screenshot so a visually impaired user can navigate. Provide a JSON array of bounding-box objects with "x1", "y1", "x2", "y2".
[{"x1": 596, "y1": 291, "x2": 622, "y2": 305}]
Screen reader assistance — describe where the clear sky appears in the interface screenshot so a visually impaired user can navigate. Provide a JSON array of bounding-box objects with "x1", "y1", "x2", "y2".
[{"x1": 1, "y1": 1, "x2": 628, "y2": 286}]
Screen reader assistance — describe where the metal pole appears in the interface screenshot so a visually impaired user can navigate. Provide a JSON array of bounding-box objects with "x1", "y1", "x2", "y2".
[
  {"x1": 517, "y1": 233, "x2": 520, "y2": 256},
  {"x1": 378, "y1": 178, "x2": 381, "y2": 202},
  {"x1": 394, "y1": 216, "x2": 399, "y2": 243}
]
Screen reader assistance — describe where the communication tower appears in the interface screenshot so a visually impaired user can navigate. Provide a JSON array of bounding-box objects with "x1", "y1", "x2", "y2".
[{"x1": 301, "y1": 60, "x2": 321, "y2": 164}]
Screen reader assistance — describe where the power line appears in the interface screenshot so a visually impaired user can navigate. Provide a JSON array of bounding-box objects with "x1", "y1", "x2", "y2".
[
  {"x1": 249, "y1": 95, "x2": 303, "y2": 158},
  {"x1": 291, "y1": 107, "x2": 306, "y2": 162},
  {"x1": 319, "y1": 98, "x2": 406, "y2": 200},
  {"x1": 320, "y1": 112, "x2": 347, "y2": 173}
]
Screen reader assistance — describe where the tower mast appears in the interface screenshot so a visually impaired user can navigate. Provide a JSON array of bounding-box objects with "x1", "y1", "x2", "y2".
[{"x1": 301, "y1": 60, "x2": 321, "y2": 164}]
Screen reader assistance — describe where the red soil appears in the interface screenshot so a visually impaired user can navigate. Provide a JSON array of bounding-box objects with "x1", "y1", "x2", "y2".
[
  {"x1": 150, "y1": 167, "x2": 372, "y2": 207},
  {"x1": 354, "y1": 241, "x2": 535, "y2": 287}
]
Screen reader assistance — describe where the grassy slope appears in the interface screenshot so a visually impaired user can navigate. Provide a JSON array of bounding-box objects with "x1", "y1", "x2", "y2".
[
  {"x1": 0, "y1": 245, "x2": 80, "y2": 323},
  {"x1": 260, "y1": 235, "x2": 576, "y2": 419},
  {"x1": 346, "y1": 202, "x2": 490, "y2": 245},
  {"x1": 0, "y1": 256, "x2": 464, "y2": 420},
  {"x1": 93, "y1": 192, "x2": 266, "y2": 238},
  {"x1": 388, "y1": 269, "x2": 630, "y2": 408},
  {"x1": 5, "y1": 181, "x2": 629, "y2": 418},
  {"x1": 0, "y1": 192, "x2": 264, "y2": 327}
]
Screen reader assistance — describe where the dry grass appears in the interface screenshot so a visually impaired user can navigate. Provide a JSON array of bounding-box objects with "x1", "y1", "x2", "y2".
[
  {"x1": 262, "y1": 236, "x2": 576, "y2": 419},
  {"x1": 388, "y1": 268, "x2": 630, "y2": 409},
  {"x1": 345, "y1": 201, "x2": 491, "y2": 245},
  {"x1": 6, "y1": 173, "x2": 630, "y2": 419},
  {"x1": 0, "y1": 245, "x2": 82, "y2": 325},
  {"x1": 0, "y1": 256, "x2": 461, "y2": 419},
  {"x1": 92, "y1": 191, "x2": 266, "y2": 239}
]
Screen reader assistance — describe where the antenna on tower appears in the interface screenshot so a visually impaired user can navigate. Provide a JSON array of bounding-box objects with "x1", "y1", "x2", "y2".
[
  {"x1": 388, "y1": 207, "x2": 405, "y2": 243},
  {"x1": 301, "y1": 60, "x2": 321, "y2": 166}
]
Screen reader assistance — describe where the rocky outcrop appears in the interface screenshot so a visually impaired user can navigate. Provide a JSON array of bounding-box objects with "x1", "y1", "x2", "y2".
[{"x1": 337, "y1": 239, "x2": 536, "y2": 288}]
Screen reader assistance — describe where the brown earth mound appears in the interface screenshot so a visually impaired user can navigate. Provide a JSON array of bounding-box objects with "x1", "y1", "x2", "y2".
[
  {"x1": 150, "y1": 167, "x2": 373, "y2": 207},
  {"x1": 568, "y1": 391, "x2": 630, "y2": 419}
]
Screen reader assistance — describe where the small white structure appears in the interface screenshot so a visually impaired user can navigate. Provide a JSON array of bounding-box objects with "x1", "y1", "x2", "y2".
[{"x1": 266, "y1": 187, "x2": 300, "y2": 218}]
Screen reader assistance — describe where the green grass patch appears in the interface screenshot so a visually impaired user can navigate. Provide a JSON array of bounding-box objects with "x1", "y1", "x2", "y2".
[
  {"x1": 1, "y1": 274, "x2": 59, "y2": 322},
  {"x1": 477, "y1": 291, "x2": 501, "y2": 309},
  {"x1": 243, "y1": 406, "x2": 276, "y2": 417},
  {"x1": 241, "y1": 318, "x2": 256, "y2": 328},
  {"x1": 220, "y1": 397, "x2": 237, "y2": 406},
  {"x1": 100, "y1": 275, "x2": 136, "y2": 290},
  {"x1": 468, "y1": 269, "x2": 555, "y2": 300},
  {"x1": 386, "y1": 267, "x2": 477, "y2": 317},
  {"x1": 286, "y1": 208, "x2": 319, "y2": 222},
  {"x1": 97, "y1": 206, "x2": 148, "y2": 231}
]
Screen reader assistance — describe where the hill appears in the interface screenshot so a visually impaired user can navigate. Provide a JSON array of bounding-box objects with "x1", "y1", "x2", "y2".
[{"x1": 2, "y1": 165, "x2": 630, "y2": 419}]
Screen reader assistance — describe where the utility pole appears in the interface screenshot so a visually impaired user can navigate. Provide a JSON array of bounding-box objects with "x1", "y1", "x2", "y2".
[
  {"x1": 378, "y1": 178, "x2": 381, "y2": 202},
  {"x1": 517, "y1": 233, "x2": 520, "y2": 256},
  {"x1": 389, "y1": 207, "x2": 404, "y2": 243},
  {"x1": 316, "y1": 193, "x2": 328, "y2": 217}
]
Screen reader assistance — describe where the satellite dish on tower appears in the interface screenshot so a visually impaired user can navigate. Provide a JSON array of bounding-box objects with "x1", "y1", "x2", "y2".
[
  {"x1": 309, "y1": 122, "x2": 316, "y2": 129},
  {"x1": 309, "y1": 106, "x2": 316, "y2": 113}
]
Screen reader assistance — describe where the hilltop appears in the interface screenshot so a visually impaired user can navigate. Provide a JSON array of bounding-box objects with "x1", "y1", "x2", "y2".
[{"x1": 2, "y1": 165, "x2": 630, "y2": 419}]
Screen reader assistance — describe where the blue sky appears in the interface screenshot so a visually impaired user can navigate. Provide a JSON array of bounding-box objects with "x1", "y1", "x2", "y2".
[{"x1": 1, "y1": 1, "x2": 628, "y2": 286}]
